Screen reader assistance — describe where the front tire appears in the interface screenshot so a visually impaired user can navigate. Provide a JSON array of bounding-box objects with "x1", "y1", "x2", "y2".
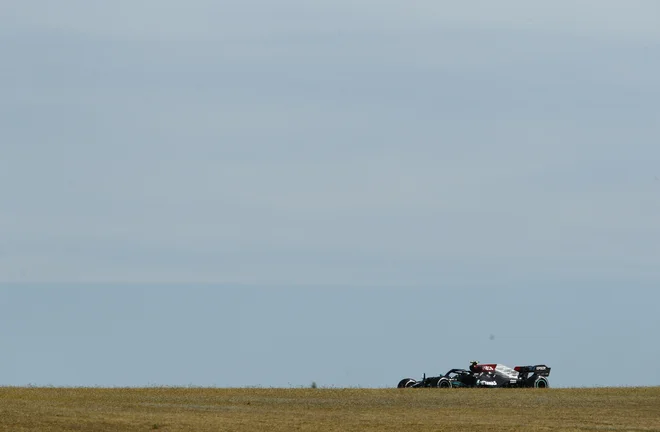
[
  {"x1": 436, "y1": 378, "x2": 452, "y2": 388},
  {"x1": 398, "y1": 378, "x2": 417, "y2": 388}
]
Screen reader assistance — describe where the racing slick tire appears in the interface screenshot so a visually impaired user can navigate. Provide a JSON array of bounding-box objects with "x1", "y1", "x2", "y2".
[
  {"x1": 397, "y1": 378, "x2": 417, "y2": 388},
  {"x1": 533, "y1": 377, "x2": 549, "y2": 388},
  {"x1": 435, "y1": 378, "x2": 452, "y2": 388}
]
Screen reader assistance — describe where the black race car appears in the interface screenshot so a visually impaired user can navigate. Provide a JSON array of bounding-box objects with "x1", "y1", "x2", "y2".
[{"x1": 397, "y1": 361, "x2": 551, "y2": 389}]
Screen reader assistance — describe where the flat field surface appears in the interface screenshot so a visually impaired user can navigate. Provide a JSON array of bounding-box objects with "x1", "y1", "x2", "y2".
[{"x1": 1, "y1": 386, "x2": 659, "y2": 431}]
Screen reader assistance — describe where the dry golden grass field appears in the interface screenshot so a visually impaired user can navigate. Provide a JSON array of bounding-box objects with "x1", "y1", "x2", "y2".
[{"x1": 1, "y1": 386, "x2": 659, "y2": 431}]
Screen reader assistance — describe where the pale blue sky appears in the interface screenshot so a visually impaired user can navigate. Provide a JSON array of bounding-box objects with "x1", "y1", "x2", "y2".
[{"x1": 1, "y1": 1, "x2": 659, "y2": 387}]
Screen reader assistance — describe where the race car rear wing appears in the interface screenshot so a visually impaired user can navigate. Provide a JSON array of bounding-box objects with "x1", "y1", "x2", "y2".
[{"x1": 514, "y1": 365, "x2": 551, "y2": 376}]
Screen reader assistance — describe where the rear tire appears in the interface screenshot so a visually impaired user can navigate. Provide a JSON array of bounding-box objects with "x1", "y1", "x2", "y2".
[
  {"x1": 533, "y1": 377, "x2": 549, "y2": 388},
  {"x1": 398, "y1": 378, "x2": 417, "y2": 388}
]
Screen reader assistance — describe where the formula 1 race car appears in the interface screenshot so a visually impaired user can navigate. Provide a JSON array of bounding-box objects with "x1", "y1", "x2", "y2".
[{"x1": 397, "y1": 361, "x2": 551, "y2": 389}]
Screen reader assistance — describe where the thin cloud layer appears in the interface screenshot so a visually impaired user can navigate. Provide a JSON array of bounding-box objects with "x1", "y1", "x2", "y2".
[{"x1": 1, "y1": 1, "x2": 658, "y2": 284}]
